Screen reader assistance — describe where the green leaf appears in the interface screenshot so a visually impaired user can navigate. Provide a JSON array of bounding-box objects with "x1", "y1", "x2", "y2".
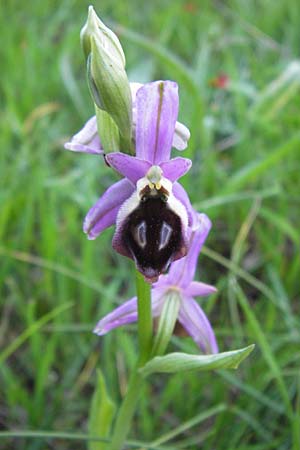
[
  {"x1": 139, "y1": 345, "x2": 255, "y2": 377},
  {"x1": 88, "y1": 369, "x2": 116, "y2": 450}
]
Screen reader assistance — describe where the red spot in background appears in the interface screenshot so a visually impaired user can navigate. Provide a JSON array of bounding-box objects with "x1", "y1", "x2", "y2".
[
  {"x1": 183, "y1": 2, "x2": 199, "y2": 13},
  {"x1": 209, "y1": 73, "x2": 230, "y2": 89}
]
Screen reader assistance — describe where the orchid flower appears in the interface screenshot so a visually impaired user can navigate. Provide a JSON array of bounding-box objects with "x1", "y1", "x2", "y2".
[
  {"x1": 94, "y1": 213, "x2": 218, "y2": 354},
  {"x1": 65, "y1": 81, "x2": 197, "y2": 280}
]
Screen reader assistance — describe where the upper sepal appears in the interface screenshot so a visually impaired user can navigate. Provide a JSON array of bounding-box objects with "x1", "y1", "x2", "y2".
[{"x1": 135, "y1": 81, "x2": 179, "y2": 164}]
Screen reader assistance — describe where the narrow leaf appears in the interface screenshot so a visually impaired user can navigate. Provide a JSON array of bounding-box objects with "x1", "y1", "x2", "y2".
[
  {"x1": 88, "y1": 369, "x2": 116, "y2": 450},
  {"x1": 139, "y1": 345, "x2": 255, "y2": 377}
]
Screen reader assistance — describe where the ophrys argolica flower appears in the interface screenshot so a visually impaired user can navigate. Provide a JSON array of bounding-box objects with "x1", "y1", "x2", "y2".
[{"x1": 65, "y1": 81, "x2": 196, "y2": 281}]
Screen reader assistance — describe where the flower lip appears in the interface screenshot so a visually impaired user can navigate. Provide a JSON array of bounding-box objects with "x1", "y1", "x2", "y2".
[{"x1": 113, "y1": 182, "x2": 188, "y2": 282}]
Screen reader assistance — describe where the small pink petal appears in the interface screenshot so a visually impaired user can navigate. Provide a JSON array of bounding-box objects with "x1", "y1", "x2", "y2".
[
  {"x1": 106, "y1": 153, "x2": 151, "y2": 184},
  {"x1": 160, "y1": 157, "x2": 192, "y2": 182}
]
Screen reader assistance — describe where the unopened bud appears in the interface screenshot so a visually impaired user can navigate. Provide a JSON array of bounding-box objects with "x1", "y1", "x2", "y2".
[
  {"x1": 80, "y1": 5, "x2": 125, "y2": 67},
  {"x1": 87, "y1": 35, "x2": 132, "y2": 145}
]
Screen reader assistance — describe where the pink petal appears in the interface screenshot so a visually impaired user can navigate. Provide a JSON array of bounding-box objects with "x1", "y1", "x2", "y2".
[
  {"x1": 160, "y1": 157, "x2": 192, "y2": 182},
  {"x1": 178, "y1": 297, "x2": 218, "y2": 354},
  {"x1": 106, "y1": 152, "x2": 151, "y2": 184},
  {"x1": 135, "y1": 81, "x2": 179, "y2": 164},
  {"x1": 185, "y1": 281, "x2": 217, "y2": 297},
  {"x1": 94, "y1": 297, "x2": 138, "y2": 335},
  {"x1": 83, "y1": 179, "x2": 134, "y2": 239}
]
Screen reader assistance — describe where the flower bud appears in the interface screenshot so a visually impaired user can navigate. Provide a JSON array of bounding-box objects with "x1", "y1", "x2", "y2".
[
  {"x1": 80, "y1": 5, "x2": 125, "y2": 67},
  {"x1": 87, "y1": 35, "x2": 132, "y2": 147},
  {"x1": 81, "y1": 7, "x2": 132, "y2": 150}
]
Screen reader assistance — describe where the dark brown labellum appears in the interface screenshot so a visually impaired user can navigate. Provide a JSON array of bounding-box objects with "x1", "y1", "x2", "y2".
[{"x1": 121, "y1": 194, "x2": 186, "y2": 281}]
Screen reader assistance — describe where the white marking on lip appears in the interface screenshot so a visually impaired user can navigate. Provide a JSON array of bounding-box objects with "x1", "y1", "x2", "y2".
[
  {"x1": 134, "y1": 221, "x2": 147, "y2": 248},
  {"x1": 159, "y1": 221, "x2": 172, "y2": 251}
]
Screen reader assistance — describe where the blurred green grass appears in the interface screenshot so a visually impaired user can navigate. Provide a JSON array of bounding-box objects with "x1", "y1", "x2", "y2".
[{"x1": 1, "y1": 0, "x2": 300, "y2": 449}]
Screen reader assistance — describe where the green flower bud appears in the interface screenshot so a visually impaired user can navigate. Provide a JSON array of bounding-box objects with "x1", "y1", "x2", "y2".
[
  {"x1": 80, "y1": 5, "x2": 125, "y2": 67},
  {"x1": 87, "y1": 35, "x2": 132, "y2": 147},
  {"x1": 81, "y1": 6, "x2": 132, "y2": 152}
]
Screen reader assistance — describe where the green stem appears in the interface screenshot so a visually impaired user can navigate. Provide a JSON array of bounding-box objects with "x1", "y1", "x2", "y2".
[
  {"x1": 108, "y1": 271, "x2": 153, "y2": 450},
  {"x1": 108, "y1": 370, "x2": 143, "y2": 450},
  {"x1": 136, "y1": 270, "x2": 153, "y2": 364}
]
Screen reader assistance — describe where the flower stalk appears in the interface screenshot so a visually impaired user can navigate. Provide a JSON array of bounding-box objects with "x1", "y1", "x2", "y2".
[
  {"x1": 136, "y1": 271, "x2": 153, "y2": 364},
  {"x1": 108, "y1": 271, "x2": 153, "y2": 450}
]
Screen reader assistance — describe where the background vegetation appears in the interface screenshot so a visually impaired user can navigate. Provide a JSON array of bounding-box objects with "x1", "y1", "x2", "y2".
[{"x1": 1, "y1": 0, "x2": 300, "y2": 448}]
